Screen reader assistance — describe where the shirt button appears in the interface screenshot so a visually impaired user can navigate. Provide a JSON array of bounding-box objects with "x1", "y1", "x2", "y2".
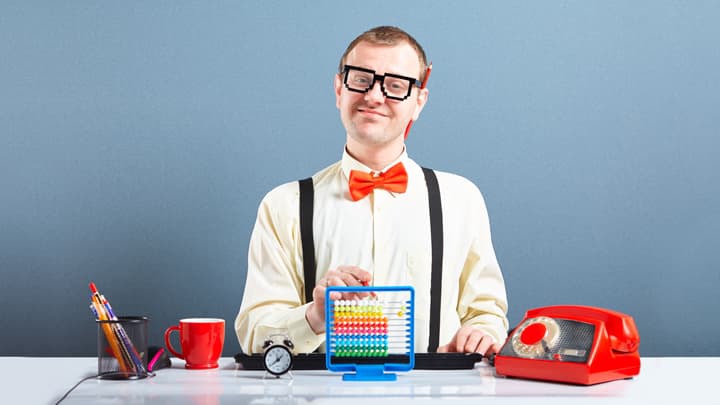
[{"x1": 407, "y1": 254, "x2": 416, "y2": 269}]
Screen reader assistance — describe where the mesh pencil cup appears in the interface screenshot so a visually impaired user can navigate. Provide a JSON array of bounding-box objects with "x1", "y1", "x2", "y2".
[{"x1": 96, "y1": 316, "x2": 149, "y2": 380}]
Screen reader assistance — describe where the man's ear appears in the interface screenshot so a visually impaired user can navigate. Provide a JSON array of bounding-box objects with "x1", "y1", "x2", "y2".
[
  {"x1": 412, "y1": 87, "x2": 429, "y2": 121},
  {"x1": 334, "y1": 74, "x2": 343, "y2": 109}
]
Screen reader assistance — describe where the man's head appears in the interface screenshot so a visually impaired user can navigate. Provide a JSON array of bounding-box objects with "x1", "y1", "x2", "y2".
[
  {"x1": 338, "y1": 26, "x2": 429, "y2": 83},
  {"x1": 335, "y1": 26, "x2": 429, "y2": 153}
]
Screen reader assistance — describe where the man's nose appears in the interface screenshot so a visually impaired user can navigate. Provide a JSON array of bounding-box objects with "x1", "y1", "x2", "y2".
[{"x1": 364, "y1": 80, "x2": 385, "y2": 104}]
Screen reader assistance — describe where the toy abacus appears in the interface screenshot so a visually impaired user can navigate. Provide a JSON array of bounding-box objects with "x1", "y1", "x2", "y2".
[{"x1": 325, "y1": 286, "x2": 415, "y2": 381}]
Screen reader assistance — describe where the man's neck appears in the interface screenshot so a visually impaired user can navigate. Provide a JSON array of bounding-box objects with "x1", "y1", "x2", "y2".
[{"x1": 346, "y1": 140, "x2": 405, "y2": 172}]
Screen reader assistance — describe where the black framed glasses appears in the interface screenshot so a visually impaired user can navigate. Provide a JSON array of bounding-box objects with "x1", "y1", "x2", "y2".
[{"x1": 342, "y1": 65, "x2": 422, "y2": 101}]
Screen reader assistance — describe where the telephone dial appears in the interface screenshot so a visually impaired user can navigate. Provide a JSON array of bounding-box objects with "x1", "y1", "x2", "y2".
[{"x1": 495, "y1": 305, "x2": 641, "y2": 385}]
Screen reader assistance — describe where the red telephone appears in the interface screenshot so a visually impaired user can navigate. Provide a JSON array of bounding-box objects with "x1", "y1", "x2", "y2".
[{"x1": 494, "y1": 305, "x2": 641, "y2": 385}]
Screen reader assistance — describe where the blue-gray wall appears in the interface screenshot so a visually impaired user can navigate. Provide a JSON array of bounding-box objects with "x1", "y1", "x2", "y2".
[{"x1": 2, "y1": 1, "x2": 718, "y2": 357}]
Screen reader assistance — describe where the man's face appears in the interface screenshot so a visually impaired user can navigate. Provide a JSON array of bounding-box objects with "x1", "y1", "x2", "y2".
[{"x1": 335, "y1": 41, "x2": 428, "y2": 148}]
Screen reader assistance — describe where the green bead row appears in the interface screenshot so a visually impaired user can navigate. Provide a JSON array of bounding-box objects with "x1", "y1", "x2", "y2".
[{"x1": 333, "y1": 349, "x2": 389, "y2": 357}]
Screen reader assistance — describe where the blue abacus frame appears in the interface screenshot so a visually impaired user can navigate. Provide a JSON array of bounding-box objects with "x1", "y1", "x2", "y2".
[{"x1": 325, "y1": 285, "x2": 415, "y2": 381}]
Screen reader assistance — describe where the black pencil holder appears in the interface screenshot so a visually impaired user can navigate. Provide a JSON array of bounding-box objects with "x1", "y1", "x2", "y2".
[{"x1": 96, "y1": 316, "x2": 150, "y2": 380}]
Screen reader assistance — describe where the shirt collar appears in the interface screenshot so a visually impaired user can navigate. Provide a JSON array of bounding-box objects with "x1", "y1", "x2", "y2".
[{"x1": 341, "y1": 146, "x2": 409, "y2": 180}]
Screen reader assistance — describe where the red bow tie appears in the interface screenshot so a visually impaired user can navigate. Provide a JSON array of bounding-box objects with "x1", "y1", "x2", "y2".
[{"x1": 348, "y1": 162, "x2": 408, "y2": 201}]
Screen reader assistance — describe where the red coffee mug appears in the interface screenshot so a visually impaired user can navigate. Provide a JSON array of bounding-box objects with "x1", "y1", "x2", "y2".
[{"x1": 164, "y1": 318, "x2": 225, "y2": 369}]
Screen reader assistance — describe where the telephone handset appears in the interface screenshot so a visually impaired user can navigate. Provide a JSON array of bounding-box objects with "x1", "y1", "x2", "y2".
[{"x1": 495, "y1": 305, "x2": 641, "y2": 385}]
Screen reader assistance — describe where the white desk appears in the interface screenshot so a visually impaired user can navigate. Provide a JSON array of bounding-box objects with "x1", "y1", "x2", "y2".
[{"x1": 3, "y1": 356, "x2": 716, "y2": 404}]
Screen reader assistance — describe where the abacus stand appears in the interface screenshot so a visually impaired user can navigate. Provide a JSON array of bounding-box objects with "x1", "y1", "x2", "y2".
[{"x1": 342, "y1": 364, "x2": 397, "y2": 381}]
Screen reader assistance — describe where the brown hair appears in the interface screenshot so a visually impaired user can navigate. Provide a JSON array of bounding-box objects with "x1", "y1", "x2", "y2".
[{"x1": 338, "y1": 26, "x2": 428, "y2": 82}]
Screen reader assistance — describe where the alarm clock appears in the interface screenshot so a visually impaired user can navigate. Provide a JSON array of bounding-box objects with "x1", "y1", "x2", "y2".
[{"x1": 262, "y1": 334, "x2": 294, "y2": 377}]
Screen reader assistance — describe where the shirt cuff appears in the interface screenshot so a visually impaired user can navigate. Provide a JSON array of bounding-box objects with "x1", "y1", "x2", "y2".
[{"x1": 287, "y1": 304, "x2": 326, "y2": 353}]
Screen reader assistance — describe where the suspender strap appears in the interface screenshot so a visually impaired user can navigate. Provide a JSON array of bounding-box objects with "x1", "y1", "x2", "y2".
[
  {"x1": 422, "y1": 167, "x2": 444, "y2": 353},
  {"x1": 298, "y1": 178, "x2": 316, "y2": 304},
  {"x1": 298, "y1": 169, "x2": 444, "y2": 352}
]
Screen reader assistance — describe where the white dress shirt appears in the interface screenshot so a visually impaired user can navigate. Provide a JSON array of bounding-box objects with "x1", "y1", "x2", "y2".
[{"x1": 235, "y1": 148, "x2": 508, "y2": 354}]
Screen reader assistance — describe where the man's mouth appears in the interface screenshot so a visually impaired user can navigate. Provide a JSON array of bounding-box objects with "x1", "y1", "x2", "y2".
[{"x1": 357, "y1": 108, "x2": 387, "y2": 118}]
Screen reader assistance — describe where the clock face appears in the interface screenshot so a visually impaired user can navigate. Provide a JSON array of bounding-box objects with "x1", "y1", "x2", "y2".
[{"x1": 264, "y1": 345, "x2": 293, "y2": 376}]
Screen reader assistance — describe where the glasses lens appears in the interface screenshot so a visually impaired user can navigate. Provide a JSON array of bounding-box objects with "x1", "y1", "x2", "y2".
[
  {"x1": 346, "y1": 69, "x2": 374, "y2": 92},
  {"x1": 382, "y1": 77, "x2": 412, "y2": 99}
]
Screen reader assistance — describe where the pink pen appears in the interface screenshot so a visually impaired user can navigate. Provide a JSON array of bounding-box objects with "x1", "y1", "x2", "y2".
[{"x1": 148, "y1": 348, "x2": 164, "y2": 372}]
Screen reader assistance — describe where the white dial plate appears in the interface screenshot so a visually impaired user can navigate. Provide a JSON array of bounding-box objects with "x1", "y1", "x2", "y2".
[{"x1": 264, "y1": 346, "x2": 292, "y2": 375}]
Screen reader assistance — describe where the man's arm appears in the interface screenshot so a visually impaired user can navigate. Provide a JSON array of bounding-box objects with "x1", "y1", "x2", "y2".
[
  {"x1": 234, "y1": 185, "x2": 325, "y2": 354},
  {"x1": 452, "y1": 185, "x2": 509, "y2": 353},
  {"x1": 456, "y1": 236, "x2": 509, "y2": 344}
]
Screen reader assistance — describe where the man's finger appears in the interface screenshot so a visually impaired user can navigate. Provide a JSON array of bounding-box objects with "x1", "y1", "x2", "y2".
[
  {"x1": 474, "y1": 335, "x2": 493, "y2": 355},
  {"x1": 463, "y1": 332, "x2": 483, "y2": 353}
]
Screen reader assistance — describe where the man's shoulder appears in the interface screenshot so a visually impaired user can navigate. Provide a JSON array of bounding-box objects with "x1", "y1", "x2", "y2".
[
  {"x1": 262, "y1": 161, "x2": 341, "y2": 203},
  {"x1": 427, "y1": 168, "x2": 482, "y2": 194},
  {"x1": 260, "y1": 181, "x2": 300, "y2": 211},
  {"x1": 427, "y1": 169, "x2": 490, "y2": 216},
  {"x1": 310, "y1": 160, "x2": 342, "y2": 187}
]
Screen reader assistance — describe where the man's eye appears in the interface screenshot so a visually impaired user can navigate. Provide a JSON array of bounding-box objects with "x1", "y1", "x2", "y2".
[
  {"x1": 353, "y1": 76, "x2": 371, "y2": 85},
  {"x1": 386, "y1": 81, "x2": 407, "y2": 91}
]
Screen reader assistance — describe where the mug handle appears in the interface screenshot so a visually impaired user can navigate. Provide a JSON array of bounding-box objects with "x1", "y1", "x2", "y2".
[{"x1": 164, "y1": 325, "x2": 184, "y2": 359}]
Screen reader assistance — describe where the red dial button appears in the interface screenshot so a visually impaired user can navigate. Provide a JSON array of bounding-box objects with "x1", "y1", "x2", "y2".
[{"x1": 520, "y1": 322, "x2": 547, "y2": 345}]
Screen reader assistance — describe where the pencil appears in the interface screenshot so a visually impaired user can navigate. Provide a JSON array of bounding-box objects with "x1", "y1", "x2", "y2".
[
  {"x1": 91, "y1": 296, "x2": 130, "y2": 373},
  {"x1": 102, "y1": 296, "x2": 146, "y2": 374},
  {"x1": 403, "y1": 62, "x2": 433, "y2": 139}
]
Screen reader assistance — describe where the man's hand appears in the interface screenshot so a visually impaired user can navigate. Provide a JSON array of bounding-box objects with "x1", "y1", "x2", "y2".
[
  {"x1": 305, "y1": 265, "x2": 373, "y2": 334},
  {"x1": 437, "y1": 325, "x2": 501, "y2": 358}
]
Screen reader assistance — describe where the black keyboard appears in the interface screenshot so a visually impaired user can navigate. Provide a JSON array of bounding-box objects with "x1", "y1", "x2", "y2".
[{"x1": 234, "y1": 352, "x2": 482, "y2": 370}]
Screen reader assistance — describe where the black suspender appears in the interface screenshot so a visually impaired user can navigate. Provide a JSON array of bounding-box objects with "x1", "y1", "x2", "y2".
[
  {"x1": 421, "y1": 167, "x2": 443, "y2": 353},
  {"x1": 298, "y1": 167, "x2": 443, "y2": 352},
  {"x1": 298, "y1": 177, "x2": 316, "y2": 305}
]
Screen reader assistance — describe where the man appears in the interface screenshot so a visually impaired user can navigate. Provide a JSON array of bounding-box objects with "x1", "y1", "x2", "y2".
[{"x1": 235, "y1": 26, "x2": 508, "y2": 357}]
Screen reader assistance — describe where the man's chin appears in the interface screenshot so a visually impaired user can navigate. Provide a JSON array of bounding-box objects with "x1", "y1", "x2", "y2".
[{"x1": 348, "y1": 130, "x2": 401, "y2": 147}]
